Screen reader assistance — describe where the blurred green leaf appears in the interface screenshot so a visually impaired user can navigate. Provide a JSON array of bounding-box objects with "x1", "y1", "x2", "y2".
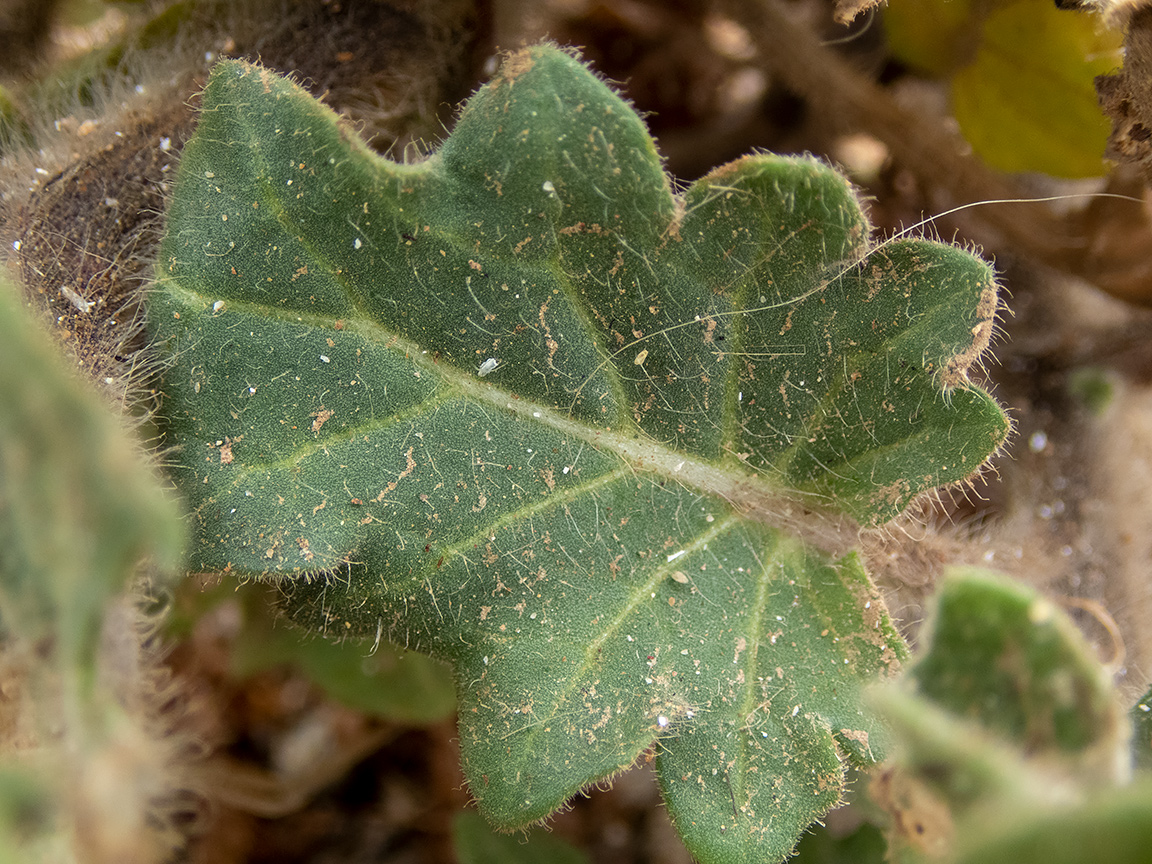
[
  {"x1": 0, "y1": 85, "x2": 33, "y2": 154},
  {"x1": 0, "y1": 276, "x2": 184, "y2": 864},
  {"x1": 872, "y1": 568, "x2": 1132, "y2": 863},
  {"x1": 790, "y1": 819, "x2": 887, "y2": 864},
  {"x1": 951, "y1": 0, "x2": 1121, "y2": 178},
  {"x1": 1132, "y1": 684, "x2": 1152, "y2": 771},
  {"x1": 954, "y1": 781, "x2": 1152, "y2": 864},
  {"x1": 1067, "y1": 367, "x2": 1116, "y2": 416},
  {"x1": 885, "y1": 0, "x2": 977, "y2": 76},
  {"x1": 909, "y1": 567, "x2": 1121, "y2": 755},
  {"x1": 453, "y1": 810, "x2": 589, "y2": 864},
  {"x1": 0, "y1": 766, "x2": 56, "y2": 864},
  {"x1": 0, "y1": 280, "x2": 184, "y2": 692},
  {"x1": 230, "y1": 587, "x2": 455, "y2": 723}
]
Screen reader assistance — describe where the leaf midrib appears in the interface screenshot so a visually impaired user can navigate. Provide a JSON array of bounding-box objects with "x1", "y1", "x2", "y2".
[
  {"x1": 162, "y1": 258, "x2": 861, "y2": 561},
  {"x1": 162, "y1": 92, "x2": 870, "y2": 561}
]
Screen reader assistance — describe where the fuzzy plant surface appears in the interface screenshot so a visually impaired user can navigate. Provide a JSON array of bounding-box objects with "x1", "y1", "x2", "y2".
[
  {"x1": 870, "y1": 568, "x2": 1139, "y2": 864},
  {"x1": 0, "y1": 277, "x2": 185, "y2": 862},
  {"x1": 0, "y1": 278, "x2": 184, "y2": 698},
  {"x1": 148, "y1": 46, "x2": 1009, "y2": 864}
]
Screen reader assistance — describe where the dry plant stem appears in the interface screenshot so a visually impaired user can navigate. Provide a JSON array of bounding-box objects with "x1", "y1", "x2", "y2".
[
  {"x1": 1057, "y1": 595, "x2": 1127, "y2": 674},
  {"x1": 725, "y1": 0, "x2": 1080, "y2": 263},
  {"x1": 186, "y1": 725, "x2": 398, "y2": 819}
]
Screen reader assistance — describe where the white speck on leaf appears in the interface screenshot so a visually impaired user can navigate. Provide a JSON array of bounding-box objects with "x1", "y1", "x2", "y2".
[{"x1": 478, "y1": 357, "x2": 499, "y2": 377}]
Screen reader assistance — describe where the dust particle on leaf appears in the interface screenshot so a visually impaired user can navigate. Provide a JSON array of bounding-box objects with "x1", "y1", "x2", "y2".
[{"x1": 310, "y1": 408, "x2": 334, "y2": 433}]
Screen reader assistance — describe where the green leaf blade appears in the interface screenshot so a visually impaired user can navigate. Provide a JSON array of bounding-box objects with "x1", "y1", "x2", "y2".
[
  {"x1": 656, "y1": 549, "x2": 898, "y2": 864},
  {"x1": 278, "y1": 483, "x2": 902, "y2": 841},
  {"x1": 151, "y1": 45, "x2": 1012, "y2": 863},
  {"x1": 649, "y1": 154, "x2": 869, "y2": 458}
]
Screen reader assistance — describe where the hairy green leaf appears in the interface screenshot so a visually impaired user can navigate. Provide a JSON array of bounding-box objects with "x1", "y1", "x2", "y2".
[{"x1": 150, "y1": 47, "x2": 1008, "y2": 863}]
